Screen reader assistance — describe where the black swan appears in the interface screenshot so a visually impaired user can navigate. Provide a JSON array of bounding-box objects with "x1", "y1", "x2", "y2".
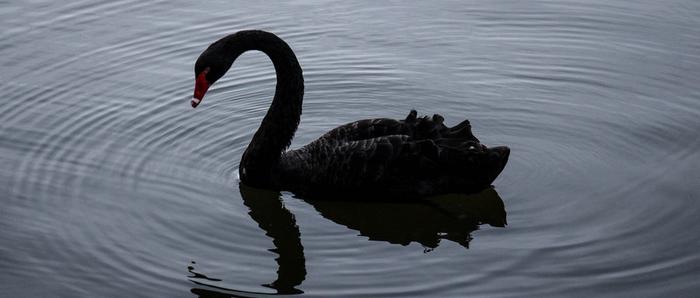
[{"x1": 191, "y1": 30, "x2": 509, "y2": 198}]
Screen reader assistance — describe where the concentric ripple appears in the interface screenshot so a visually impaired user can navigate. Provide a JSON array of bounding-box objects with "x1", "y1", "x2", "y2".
[{"x1": 1, "y1": 0, "x2": 700, "y2": 297}]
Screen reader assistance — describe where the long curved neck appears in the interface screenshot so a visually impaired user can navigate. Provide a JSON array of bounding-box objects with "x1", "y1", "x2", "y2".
[{"x1": 228, "y1": 31, "x2": 304, "y2": 187}]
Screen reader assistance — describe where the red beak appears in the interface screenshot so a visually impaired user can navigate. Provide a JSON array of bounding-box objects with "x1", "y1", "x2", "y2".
[{"x1": 192, "y1": 70, "x2": 210, "y2": 108}]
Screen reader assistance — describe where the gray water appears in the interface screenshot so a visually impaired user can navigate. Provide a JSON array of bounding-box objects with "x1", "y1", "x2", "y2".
[{"x1": 2, "y1": 0, "x2": 699, "y2": 297}]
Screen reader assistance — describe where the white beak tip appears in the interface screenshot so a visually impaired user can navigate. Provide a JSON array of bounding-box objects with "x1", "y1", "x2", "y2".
[{"x1": 191, "y1": 97, "x2": 201, "y2": 108}]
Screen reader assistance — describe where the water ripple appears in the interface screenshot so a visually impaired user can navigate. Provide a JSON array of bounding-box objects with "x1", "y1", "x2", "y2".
[{"x1": 1, "y1": 0, "x2": 700, "y2": 297}]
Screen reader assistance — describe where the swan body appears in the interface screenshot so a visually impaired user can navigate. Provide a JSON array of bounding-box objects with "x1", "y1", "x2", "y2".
[{"x1": 192, "y1": 30, "x2": 509, "y2": 198}]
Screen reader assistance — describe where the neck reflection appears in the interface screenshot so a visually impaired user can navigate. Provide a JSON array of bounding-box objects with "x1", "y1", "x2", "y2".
[
  {"x1": 240, "y1": 184, "x2": 306, "y2": 294},
  {"x1": 190, "y1": 185, "x2": 305, "y2": 297}
]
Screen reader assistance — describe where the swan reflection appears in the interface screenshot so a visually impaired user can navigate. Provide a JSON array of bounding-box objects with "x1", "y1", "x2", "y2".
[
  {"x1": 190, "y1": 186, "x2": 506, "y2": 296},
  {"x1": 305, "y1": 188, "x2": 506, "y2": 249}
]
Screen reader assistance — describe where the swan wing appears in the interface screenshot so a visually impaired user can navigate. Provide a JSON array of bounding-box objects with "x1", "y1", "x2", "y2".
[
  {"x1": 280, "y1": 134, "x2": 433, "y2": 195},
  {"x1": 280, "y1": 132, "x2": 501, "y2": 197},
  {"x1": 277, "y1": 110, "x2": 507, "y2": 197},
  {"x1": 316, "y1": 110, "x2": 480, "y2": 144}
]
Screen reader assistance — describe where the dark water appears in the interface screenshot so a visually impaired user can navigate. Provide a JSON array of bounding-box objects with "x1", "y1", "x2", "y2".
[{"x1": 2, "y1": 0, "x2": 699, "y2": 297}]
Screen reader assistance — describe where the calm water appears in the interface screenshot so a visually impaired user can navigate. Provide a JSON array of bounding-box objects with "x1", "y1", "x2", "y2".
[{"x1": 2, "y1": 0, "x2": 699, "y2": 297}]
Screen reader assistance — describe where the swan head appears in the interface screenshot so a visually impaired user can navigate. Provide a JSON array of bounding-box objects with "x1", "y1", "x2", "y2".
[{"x1": 192, "y1": 37, "x2": 239, "y2": 108}]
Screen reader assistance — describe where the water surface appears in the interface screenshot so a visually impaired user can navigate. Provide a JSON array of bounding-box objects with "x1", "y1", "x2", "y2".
[{"x1": 1, "y1": 0, "x2": 699, "y2": 297}]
